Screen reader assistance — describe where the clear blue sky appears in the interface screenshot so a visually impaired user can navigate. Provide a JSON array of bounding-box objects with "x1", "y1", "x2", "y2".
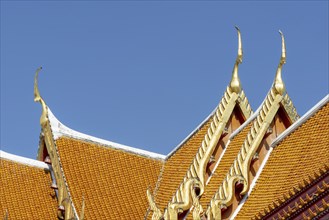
[{"x1": 1, "y1": 1, "x2": 328, "y2": 159}]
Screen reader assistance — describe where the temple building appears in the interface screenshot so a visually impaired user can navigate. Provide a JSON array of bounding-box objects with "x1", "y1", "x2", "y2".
[{"x1": 1, "y1": 29, "x2": 328, "y2": 220}]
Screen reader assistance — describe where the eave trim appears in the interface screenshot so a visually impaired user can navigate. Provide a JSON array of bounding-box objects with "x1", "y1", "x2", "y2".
[
  {"x1": 271, "y1": 94, "x2": 329, "y2": 148},
  {"x1": 0, "y1": 150, "x2": 50, "y2": 170},
  {"x1": 47, "y1": 108, "x2": 166, "y2": 160}
]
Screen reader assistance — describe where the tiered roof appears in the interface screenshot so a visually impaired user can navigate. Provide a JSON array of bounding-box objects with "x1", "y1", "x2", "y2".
[{"x1": 1, "y1": 28, "x2": 328, "y2": 220}]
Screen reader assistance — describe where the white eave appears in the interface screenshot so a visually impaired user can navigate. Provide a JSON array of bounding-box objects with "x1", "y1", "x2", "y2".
[
  {"x1": 0, "y1": 150, "x2": 49, "y2": 170},
  {"x1": 47, "y1": 108, "x2": 166, "y2": 160},
  {"x1": 271, "y1": 94, "x2": 329, "y2": 148},
  {"x1": 229, "y1": 94, "x2": 329, "y2": 219}
]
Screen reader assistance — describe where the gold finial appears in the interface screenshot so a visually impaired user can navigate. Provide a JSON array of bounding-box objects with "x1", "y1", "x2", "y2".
[
  {"x1": 34, "y1": 67, "x2": 48, "y2": 126},
  {"x1": 274, "y1": 30, "x2": 286, "y2": 95},
  {"x1": 230, "y1": 26, "x2": 243, "y2": 93}
]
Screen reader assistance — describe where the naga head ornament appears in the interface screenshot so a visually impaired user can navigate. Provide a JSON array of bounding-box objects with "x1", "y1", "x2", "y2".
[
  {"x1": 34, "y1": 67, "x2": 49, "y2": 126},
  {"x1": 230, "y1": 26, "x2": 243, "y2": 94}
]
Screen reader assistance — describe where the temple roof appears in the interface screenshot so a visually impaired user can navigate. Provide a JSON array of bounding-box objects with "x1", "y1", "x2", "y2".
[
  {"x1": 2, "y1": 29, "x2": 326, "y2": 220},
  {"x1": 0, "y1": 151, "x2": 57, "y2": 219},
  {"x1": 235, "y1": 95, "x2": 329, "y2": 219},
  {"x1": 195, "y1": 31, "x2": 301, "y2": 220}
]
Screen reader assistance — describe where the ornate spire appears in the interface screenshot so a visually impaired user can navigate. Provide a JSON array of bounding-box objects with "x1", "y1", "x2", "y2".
[
  {"x1": 34, "y1": 68, "x2": 78, "y2": 219},
  {"x1": 274, "y1": 30, "x2": 286, "y2": 95},
  {"x1": 230, "y1": 26, "x2": 243, "y2": 93},
  {"x1": 34, "y1": 67, "x2": 48, "y2": 126}
]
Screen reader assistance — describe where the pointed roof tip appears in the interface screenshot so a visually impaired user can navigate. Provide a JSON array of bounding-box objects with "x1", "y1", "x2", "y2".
[
  {"x1": 236, "y1": 26, "x2": 243, "y2": 61},
  {"x1": 230, "y1": 26, "x2": 243, "y2": 94},
  {"x1": 33, "y1": 67, "x2": 43, "y2": 102},
  {"x1": 33, "y1": 67, "x2": 49, "y2": 126},
  {"x1": 273, "y1": 30, "x2": 286, "y2": 95},
  {"x1": 279, "y1": 30, "x2": 286, "y2": 62}
]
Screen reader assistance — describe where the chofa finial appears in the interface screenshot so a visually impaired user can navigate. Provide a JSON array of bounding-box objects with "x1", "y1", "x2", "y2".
[
  {"x1": 34, "y1": 67, "x2": 43, "y2": 102},
  {"x1": 230, "y1": 26, "x2": 243, "y2": 93},
  {"x1": 274, "y1": 30, "x2": 286, "y2": 95},
  {"x1": 34, "y1": 67, "x2": 48, "y2": 126}
]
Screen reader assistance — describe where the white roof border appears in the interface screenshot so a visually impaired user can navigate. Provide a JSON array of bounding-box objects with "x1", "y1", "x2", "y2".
[
  {"x1": 0, "y1": 150, "x2": 49, "y2": 170},
  {"x1": 47, "y1": 108, "x2": 166, "y2": 160},
  {"x1": 230, "y1": 94, "x2": 329, "y2": 219},
  {"x1": 271, "y1": 94, "x2": 329, "y2": 148},
  {"x1": 230, "y1": 146, "x2": 274, "y2": 219}
]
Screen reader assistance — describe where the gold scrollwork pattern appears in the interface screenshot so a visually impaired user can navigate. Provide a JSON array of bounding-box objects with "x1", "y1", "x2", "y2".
[
  {"x1": 163, "y1": 88, "x2": 239, "y2": 219},
  {"x1": 147, "y1": 27, "x2": 253, "y2": 220},
  {"x1": 237, "y1": 90, "x2": 252, "y2": 121},
  {"x1": 206, "y1": 31, "x2": 299, "y2": 220},
  {"x1": 165, "y1": 178, "x2": 202, "y2": 220},
  {"x1": 34, "y1": 68, "x2": 80, "y2": 220},
  {"x1": 147, "y1": 188, "x2": 164, "y2": 220},
  {"x1": 282, "y1": 93, "x2": 299, "y2": 123},
  {"x1": 206, "y1": 89, "x2": 284, "y2": 220}
]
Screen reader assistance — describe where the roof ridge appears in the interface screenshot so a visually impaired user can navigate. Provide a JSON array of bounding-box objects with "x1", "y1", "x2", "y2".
[
  {"x1": 47, "y1": 108, "x2": 166, "y2": 160},
  {"x1": 0, "y1": 150, "x2": 49, "y2": 170},
  {"x1": 230, "y1": 94, "x2": 327, "y2": 218},
  {"x1": 234, "y1": 99, "x2": 329, "y2": 219},
  {"x1": 271, "y1": 94, "x2": 329, "y2": 148},
  {"x1": 165, "y1": 105, "x2": 217, "y2": 158},
  {"x1": 34, "y1": 67, "x2": 82, "y2": 219}
]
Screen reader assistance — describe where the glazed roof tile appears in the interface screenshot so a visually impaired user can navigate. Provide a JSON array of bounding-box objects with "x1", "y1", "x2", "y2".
[
  {"x1": 236, "y1": 98, "x2": 329, "y2": 219},
  {"x1": 199, "y1": 120, "x2": 253, "y2": 207},
  {"x1": 0, "y1": 152, "x2": 57, "y2": 219},
  {"x1": 152, "y1": 117, "x2": 213, "y2": 210},
  {"x1": 54, "y1": 136, "x2": 163, "y2": 219}
]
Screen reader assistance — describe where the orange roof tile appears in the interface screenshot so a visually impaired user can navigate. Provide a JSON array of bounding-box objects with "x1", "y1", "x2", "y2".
[
  {"x1": 0, "y1": 158, "x2": 57, "y2": 219},
  {"x1": 153, "y1": 117, "x2": 212, "y2": 210},
  {"x1": 55, "y1": 137, "x2": 163, "y2": 219},
  {"x1": 258, "y1": 172, "x2": 329, "y2": 220},
  {"x1": 236, "y1": 102, "x2": 329, "y2": 219}
]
